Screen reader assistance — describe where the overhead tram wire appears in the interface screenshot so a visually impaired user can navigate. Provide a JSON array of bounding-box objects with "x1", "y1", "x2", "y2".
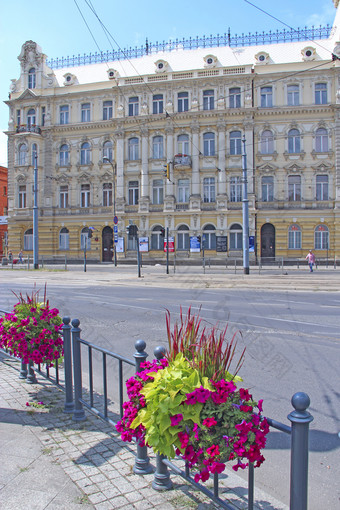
[{"x1": 76, "y1": 0, "x2": 336, "y2": 176}]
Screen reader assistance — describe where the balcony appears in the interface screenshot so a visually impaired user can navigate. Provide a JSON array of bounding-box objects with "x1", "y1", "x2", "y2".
[
  {"x1": 16, "y1": 124, "x2": 41, "y2": 135},
  {"x1": 173, "y1": 154, "x2": 192, "y2": 170}
]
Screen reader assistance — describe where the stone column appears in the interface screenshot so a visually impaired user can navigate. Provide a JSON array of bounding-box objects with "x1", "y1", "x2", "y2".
[
  {"x1": 243, "y1": 117, "x2": 255, "y2": 195},
  {"x1": 164, "y1": 124, "x2": 175, "y2": 212},
  {"x1": 191, "y1": 123, "x2": 200, "y2": 196},
  {"x1": 217, "y1": 121, "x2": 226, "y2": 195},
  {"x1": 140, "y1": 127, "x2": 149, "y2": 198},
  {"x1": 115, "y1": 128, "x2": 125, "y2": 209}
]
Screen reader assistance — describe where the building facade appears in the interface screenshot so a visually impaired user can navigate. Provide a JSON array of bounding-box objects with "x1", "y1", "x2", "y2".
[
  {"x1": 5, "y1": 1, "x2": 340, "y2": 262},
  {"x1": 0, "y1": 166, "x2": 8, "y2": 258}
]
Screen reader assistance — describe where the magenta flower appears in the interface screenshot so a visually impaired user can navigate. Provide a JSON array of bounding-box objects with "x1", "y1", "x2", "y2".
[
  {"x1": 170, "y1": 414, "x2": 183, "y2": 426},
  {"x1": 202, "y1": 417, "x2": 217, "y2": 428}
]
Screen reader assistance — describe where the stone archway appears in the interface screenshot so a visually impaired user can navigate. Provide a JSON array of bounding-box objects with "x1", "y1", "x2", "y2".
[{"x1": 261, "y1": 223, "x2": 275, "y2": 260}]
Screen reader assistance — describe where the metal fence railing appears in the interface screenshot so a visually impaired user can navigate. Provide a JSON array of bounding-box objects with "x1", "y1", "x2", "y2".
[{"x1": 1, "y1": 313, "x2": 314, "y2": 509}]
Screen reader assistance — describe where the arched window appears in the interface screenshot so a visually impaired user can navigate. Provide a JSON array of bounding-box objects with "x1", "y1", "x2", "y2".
[
  {"x1": 27, "y1": 108, "x2": 36, "y2": 127},
  {"x1": 288, "y1": 224, "x2": 301, "y2": 249},
  {"x1": 103, "y1": 140, "x2": 113, "y2": 162},
  {"x1": 288, "y1": 129, "x2": 301, "y2": 153},
  {"x1": 203, "y1": 224, "x2": 216, "y2": 250},
  {"x1": 203, "y1": 132, "x2": 215, "y2": 156},
  {"x1": 24, "y1": 228, "x2": 33, "y2": 250},
  {"x1": 80, "y1": 142, "x2": 91, "y2": 165},
  {"x1": 314, "y1": 225, "x2": 329, "y2": 250},
  {"x1": 229, "y1": 223, "x2": 242, "y2": 250},
  {"x1": 152, "y1": 136, "x2": 164, "y2": 159},
  {"x1": 59, "y1": 227, "x2": 69, "y2": 250},
  {"x1": 31, "y1": 143, "x2": 38, "y2": 166},
  {"x1": 315, "y1": 128, "x2": 328, "y2": 152},
  {"x1": 128, "y1": 137, "x2": 139, "y2": 160},
  {"x1": 177, "y1": 134, "x2": 189, "y2": 155},
  {"x1": 230, "y1": 131, "x2": 242, "y2": 155},
  {"x1": 80, "y1": 227, "x2": 91, "y2": 250},
  {"x1": 177, "y1": 225, "x2": 189, "y2": 251},
  {"x1": 28, "y1": 68, "x2": 36, "y2": 89},
  {"x1": 18, "y1": 143, "x2": 28, "y2": 165},
  {"x1": 261, "y1": 130, "x2": 274, "y2": 154},
  {"x1": 59, "y1": 144, "x2": 69, "y2": 166},
  {"x1": 151, "y1": 225, "x2": 164, "y2": 250}
]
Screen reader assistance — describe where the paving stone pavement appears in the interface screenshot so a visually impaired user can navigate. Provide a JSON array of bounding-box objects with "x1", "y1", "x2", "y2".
[{"x1": 0, "y1": 351, "x2": 288, "y2": 510}]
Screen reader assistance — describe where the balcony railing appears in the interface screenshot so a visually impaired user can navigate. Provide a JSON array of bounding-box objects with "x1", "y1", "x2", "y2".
[
  {"x1": 16, "y1": 125, "x2": 41, "y2": 135},
  {"x1": 173, "y1": 154, "x2": 192, "y2": 169}
]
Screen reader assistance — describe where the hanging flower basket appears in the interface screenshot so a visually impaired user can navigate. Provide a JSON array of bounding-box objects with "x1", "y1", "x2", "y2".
[
  {"x1": 117, "y1": 308, "x2": 269, "y2": 482},
  {"x1": 0, "y1": 287, "x2": 63, "y2": 367}
]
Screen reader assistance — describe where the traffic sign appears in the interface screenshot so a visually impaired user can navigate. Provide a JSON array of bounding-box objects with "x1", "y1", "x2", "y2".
[
  {"x1": 114, "y1": 216, "x2": 118, "y2": 225},
  {"x1": 114, "y1": 225, "x2": 118, "y2": 233},
  {"x1": 114, "y1": 234, "x2": 118, "y2": 243}
]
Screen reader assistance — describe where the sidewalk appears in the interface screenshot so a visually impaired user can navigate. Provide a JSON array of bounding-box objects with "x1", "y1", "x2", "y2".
[{"x1": 0, "y1": 351, "x2": 288, "y2": 510}]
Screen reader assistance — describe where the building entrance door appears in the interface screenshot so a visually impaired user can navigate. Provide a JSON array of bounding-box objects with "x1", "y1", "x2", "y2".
[
  {"x1": 261, "y1": 223, "x2": 275, "y2": 260},
  {"x1": 102, "y1": 226, "x2": 113, "y2": 262}
]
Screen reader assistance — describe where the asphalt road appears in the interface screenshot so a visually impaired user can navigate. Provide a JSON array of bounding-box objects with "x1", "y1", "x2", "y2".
[{"x1": 0, "y1": 268, "x2": 339, "y2": 509}]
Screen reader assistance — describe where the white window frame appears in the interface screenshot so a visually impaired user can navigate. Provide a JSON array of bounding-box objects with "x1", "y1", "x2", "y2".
[
  {"x1": 315, "y1": 83, "x2": 328, "y2": 105},
  {"x1": 288, "y1": 129, "x2": 301, "y2": 154},
  {"x1": 203, "y1": 132, "x2": 215, "y2": 156},
  {"x1": 316, "y1": 175, "x2": 329, "y2": 201},
  {"x1": 287, "y1": 85, "x2": 300, "y2": 106},
  {"x1": 229, "y1": 224, "x2": 243, "y2": 250},
  {"x1": 230, "y1": 176, "x2": 242, "y2": 202},
  {"x1": 28, "y1": 68, "x2": 36, "y2": 89},
  {"x1": 24, "y1": 229, "x2": 33, "y2": 250},
  {"x1": 103, "y1": 140, "x2": 113, "y2": 162},
  {"x1": 288, "y1": 175, "x2": 301, "y2": 201},
  {"x1": 80, "y1": 184, "x2": 90, "y2": 207},
  {"x1": 59, "y1": 144, "x2": 69, "y2": 166},
  {"x1": 103, "y1": 100, "x2": 113, "y2": 120},
  {"x1": 314, "y1": 225, "x2": 329, "y2": 250},
  {"x1": 128, "y1": 138, "x2": 139, "y2": 160},
  {"x1": 103, "y1": 182, "x2": 112, "y2": 206},
  {"x1": 59, "y1": 185, "x2": 69, "y2": 208},
  {"x1": 288, "y1": 225, "x2": 301, "y2": 249},
  {"x1": 81, "y1": 103, "x2": 91, "y2": 122},
  {"x1": 178, "y1": 92, "x2": 189, "y2": 112},
  {"x1": 177, "y1": 134, "x2": 189, "y2": 155},
  {"x1": 81, "y1": 228, "x2": 91, "y2": 250},
  {"x1": 153, "y1": 94, "x2": 163, "y2": 114},
  {"x1": 128, "y1": 181, "x2": 139, "y2": 205},
  {"x1": 177, "y1": 179, "x2": 190, "y2": 203},
  {"x1": 59, "y1": 228, "x2": 69, "y2": 250},
  {"x1": 230, "y1": 131, "x2": 242, "y2": 155},
  {"x1": 80, "y1": 142, "x2": 91, "y2": 165},
  {"x1": 27, "y1": 109, "x2": 36, "y2": 127},
  {"x1": 177, "y1": 226, "x2": 189, "y2": 250},
  {"x1": 60, "y1": 105, "x2": 69, "y2": 125},
  {"x1": 260, "y1": 130, "x2": 274, "y2": 154},
  {"x1": 260, "y1": 86, "x2": 273, "y2": 107},
  {"x1": 261, "y1": 176, "x2": 274, "y2": 202},
  {"x1": 315, "y1": 128, "x2": 328, "y2": 152},
  {"x1": 203, "y1": 177, "x2": 215, "y2": 202},
  {"x1": 128, "y1": 97, "x2": 139, "y2": 116},
  {"x1": 18, "y1": 144, "x2": 28, "y2": 165},
  {"x1": 152, "y1": 179, "x2": 164, "y2": 204},
  {"x1": 229, "y1": 87, "x2": 241, "y2": 108},
  {"x1": 18, "y1": 185, "x2": 27, "y2": 208},
  {"x1": 152, "y1": 136, "x2": 164, "y2": 159},
  {"x1": 203, "y1": 90, "x2": 214, "y2": 110}
]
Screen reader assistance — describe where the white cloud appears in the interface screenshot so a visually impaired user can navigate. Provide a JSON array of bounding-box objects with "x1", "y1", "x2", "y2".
[{"x1": 306, "y1": 3, "x2": 335, "y2": 27}]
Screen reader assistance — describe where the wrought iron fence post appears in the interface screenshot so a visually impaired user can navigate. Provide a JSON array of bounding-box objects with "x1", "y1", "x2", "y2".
[
  {"x1": 19, "y1": 360, "x2": 27, "y2": 379},
  {"x1": 133, "y1": 339, "x2": 153, "y2": 474},
  {"x1": 71, "y1": 318, "x2": 86, "y2": 421},
  {"x1": 288, "y1": 392, "x2": 313, "y2": 510},
  {"x1": 152, "y1": 453, "x2": 173, "y2": 491},
  {"x1": 26, "y1": 360, "x2": 37, "y2": 384},
  {"x1": 152, "y1": 345, "x2": 172, "y2": 490},
  {"x1": 62, "y1": 317, "x2": 74, "y2": 413}
]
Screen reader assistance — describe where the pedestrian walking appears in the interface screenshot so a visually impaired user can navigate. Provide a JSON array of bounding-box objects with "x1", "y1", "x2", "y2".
[
  {"x1": 18, "y1": 250, "x2": 23, "y2": 264},
  {"x1": 305, "y1": 250, "x2": 316, "y2": 272}
]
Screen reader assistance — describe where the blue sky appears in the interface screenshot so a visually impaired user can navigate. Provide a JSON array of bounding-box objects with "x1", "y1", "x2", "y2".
[{"x1": 0, "y1": 0, "x2": 336, "y2": 167}]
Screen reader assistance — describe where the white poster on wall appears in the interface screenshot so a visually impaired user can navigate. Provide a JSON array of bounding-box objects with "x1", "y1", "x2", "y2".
[{"x1": 116, "y1": 237, "x2": 124, "y2": 253}]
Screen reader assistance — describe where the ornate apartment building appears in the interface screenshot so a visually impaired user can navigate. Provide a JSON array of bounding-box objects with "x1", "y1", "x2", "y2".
[{"x1": 5, "y1": 0, "x2": 340, "y2": 262}]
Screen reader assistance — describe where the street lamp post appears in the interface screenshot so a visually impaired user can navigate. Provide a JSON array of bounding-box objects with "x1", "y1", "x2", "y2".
[
  {"x1": 33, "y1": 150, "x2": 39, "y2": 269},
  {"x1": 103, "y1": 158, "x2": 117, "y2": 266}
]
